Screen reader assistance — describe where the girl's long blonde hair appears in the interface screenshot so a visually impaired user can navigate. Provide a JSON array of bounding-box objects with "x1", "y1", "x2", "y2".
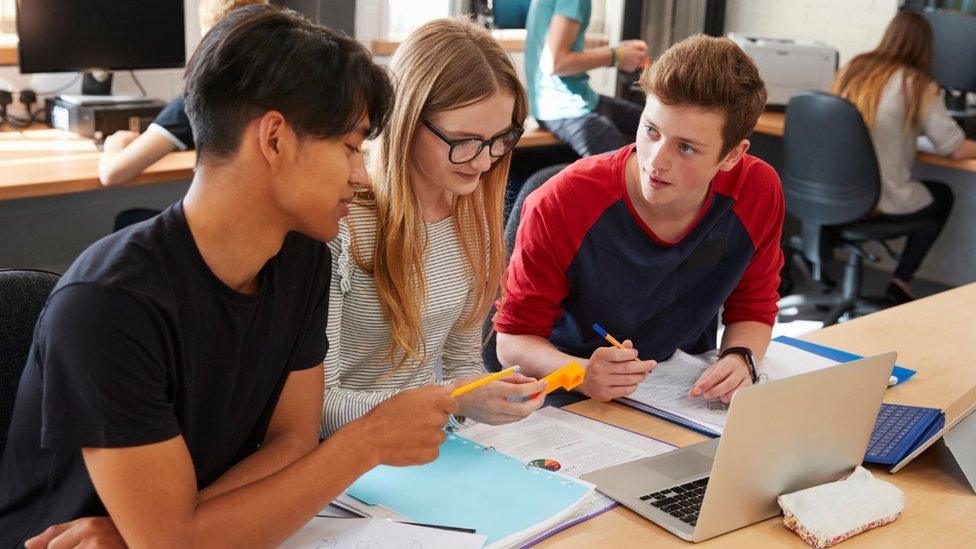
[
  {"x1": 832, "y1": 10, "x2": 936, "y2": 132},
  {"x1": 354, "y1": 18, "x2": 527, "y2": 371}
]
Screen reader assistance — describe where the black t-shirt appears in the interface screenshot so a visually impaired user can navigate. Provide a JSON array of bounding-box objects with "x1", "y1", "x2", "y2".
[
  {"x1": 0, "y1": 203, "x2": 330, "y2": 546},
  {"x1": 148, "y1": 96, "x2": 194, "y2": 150}
]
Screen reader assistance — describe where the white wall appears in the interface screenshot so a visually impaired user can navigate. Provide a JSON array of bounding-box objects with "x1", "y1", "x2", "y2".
[
  {"x1": 724, "y1": 0, "x2": 900, "y2": 65},
  {"x1": 0, "y1": 1, "x2": 202, "y2": 118}
]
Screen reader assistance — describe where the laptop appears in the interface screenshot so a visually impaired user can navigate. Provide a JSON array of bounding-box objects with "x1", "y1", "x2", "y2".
[{"x1": 581, "y1": 352, "x2": 895, "y2": 542}]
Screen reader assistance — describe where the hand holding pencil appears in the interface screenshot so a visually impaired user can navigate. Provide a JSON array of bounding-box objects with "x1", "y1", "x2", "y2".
[{"x1": 450, "y1": 367, "x2": 547, "y2": 425}]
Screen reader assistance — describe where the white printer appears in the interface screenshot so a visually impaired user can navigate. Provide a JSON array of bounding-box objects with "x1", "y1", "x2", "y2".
[{"x1": 729, "y1": 33, "x2": 839, "y2": 107}]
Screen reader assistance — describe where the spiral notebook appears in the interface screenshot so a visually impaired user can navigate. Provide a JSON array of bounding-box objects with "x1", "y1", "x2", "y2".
[{"x1": 343, "y1": 432, "x2": 594, "y2": 548}]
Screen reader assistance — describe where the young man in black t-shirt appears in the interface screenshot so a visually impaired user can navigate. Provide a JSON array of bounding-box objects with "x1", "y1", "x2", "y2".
[{"x1": 0, "y1": 6, "x2": 457, "y2": 547}]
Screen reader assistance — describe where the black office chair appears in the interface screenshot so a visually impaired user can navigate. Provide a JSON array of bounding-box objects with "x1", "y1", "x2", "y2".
[
  {"x1": 483, "y1": 163, "x2": 570, "y2": 373},
  {"x1": 778, "y1": 92, "x2": 937, "y2": 326},
  {"x1": 0, "y1": 269, "x2": 60, "y2": 459}
]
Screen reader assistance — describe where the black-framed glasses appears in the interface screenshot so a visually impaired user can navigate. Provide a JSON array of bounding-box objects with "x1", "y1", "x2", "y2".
[{"x1": 422, "y1": 120, "x2": 524, "y2": 164}]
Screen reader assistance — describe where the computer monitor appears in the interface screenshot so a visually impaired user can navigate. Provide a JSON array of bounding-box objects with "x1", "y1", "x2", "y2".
[
  {"x1": 924, "y1": 9, "x2": 976, "y2": 116},
  {"x1": 16, "y1": 1, "x2": 185, "y2": 95}
]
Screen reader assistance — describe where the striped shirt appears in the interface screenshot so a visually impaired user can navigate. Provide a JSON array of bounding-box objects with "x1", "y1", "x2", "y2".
[{"x1": 321, "y1": 202, "x2": 487, "y2": 436}]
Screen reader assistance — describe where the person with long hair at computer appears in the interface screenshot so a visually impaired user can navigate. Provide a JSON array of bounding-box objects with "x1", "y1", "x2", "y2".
[
  {"x1": 320, "y1": 18, "x2": 548, "y2": 437},
  {"x1": 832, "y1": 10, "x2": 976, "y2": 304}
]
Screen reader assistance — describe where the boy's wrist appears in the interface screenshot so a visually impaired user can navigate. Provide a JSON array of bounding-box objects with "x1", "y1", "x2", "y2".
[{"x1": 608, "y1": 47, "x2": 618, "y2": 67}]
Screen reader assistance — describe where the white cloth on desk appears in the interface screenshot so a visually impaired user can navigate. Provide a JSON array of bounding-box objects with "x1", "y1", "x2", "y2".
[{"x1": 777, "y1": 466, "x2": 904, "y2": 548}]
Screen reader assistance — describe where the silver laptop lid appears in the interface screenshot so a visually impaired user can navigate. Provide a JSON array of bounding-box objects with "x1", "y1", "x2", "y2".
[{"x1": 693, "y1": 351, "x2": 895, "y2": 541}]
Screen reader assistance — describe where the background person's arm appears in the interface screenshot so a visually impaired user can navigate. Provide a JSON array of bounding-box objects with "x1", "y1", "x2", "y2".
[
  {"x1": 540, "y1": 15, "x2": 647, "y2": 76},
  {"x1": 99, "y1": 130, "x2": 178, "y2": 186},
  {"x1": 950, "y1": 138, "x2": 976, "y2": 160}
]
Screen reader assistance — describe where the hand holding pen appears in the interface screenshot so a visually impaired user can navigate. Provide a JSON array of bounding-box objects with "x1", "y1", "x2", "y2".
[{"x1": 579, "y1": 324, "x2": 657, "y2": 402}]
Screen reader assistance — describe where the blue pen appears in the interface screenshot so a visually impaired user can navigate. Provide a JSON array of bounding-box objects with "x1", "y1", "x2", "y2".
[{"x1": 593, "y1": 323, "x2": 626, "y2": 349}]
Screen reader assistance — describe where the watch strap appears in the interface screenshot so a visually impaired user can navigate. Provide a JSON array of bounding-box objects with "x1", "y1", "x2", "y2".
[{"x1": 720, "y1": 346, "x2": 758, "y2": 384}]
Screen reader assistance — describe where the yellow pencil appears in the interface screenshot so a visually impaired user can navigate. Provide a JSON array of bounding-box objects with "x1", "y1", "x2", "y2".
[{"x1": 450, "y1": 366, "x2": 520, "y2": 398}]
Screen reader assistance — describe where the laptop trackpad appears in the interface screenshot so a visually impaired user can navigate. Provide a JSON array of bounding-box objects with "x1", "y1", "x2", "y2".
[{"x1": 645, "y1": 449, "x2": 713, "y2": 480}]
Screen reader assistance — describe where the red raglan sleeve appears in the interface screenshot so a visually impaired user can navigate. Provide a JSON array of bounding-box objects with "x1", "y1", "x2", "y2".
[
  {"x1": 722, "y1": 159, "x2": 786, "y2": 327},
  {"x1": 493, "y1": 181, "x2": 576, "y2": 338}
]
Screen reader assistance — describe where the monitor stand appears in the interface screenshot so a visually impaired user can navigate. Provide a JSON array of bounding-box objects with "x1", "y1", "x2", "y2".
[
  {"x1": 81, "y1": 70, "x2": 113, "y2": 96},
  {"x1": 61, "y1": 70, "x2": 153, "y2": 106}
]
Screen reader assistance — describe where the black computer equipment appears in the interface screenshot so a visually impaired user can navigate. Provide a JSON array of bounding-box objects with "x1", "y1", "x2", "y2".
[
  {"x1": 16, "y1": 0, "x2": 185, "y2": 95},
  {"x1": 924, "y1": 9, "x2": 976, "y2": 117}
]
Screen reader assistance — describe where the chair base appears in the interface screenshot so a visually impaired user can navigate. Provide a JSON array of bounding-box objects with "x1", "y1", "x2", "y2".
[
  {"x1": 778, "y1": 241, "x2": 891, "y2": 326},
  {"x1": 778, "y1": 292, "x2": 888, "y2": 326}
]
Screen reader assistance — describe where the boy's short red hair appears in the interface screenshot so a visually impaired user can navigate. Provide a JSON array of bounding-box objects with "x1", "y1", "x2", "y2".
[{"x1": 638, "y1": 34, "x2": 767, "y2": 157}]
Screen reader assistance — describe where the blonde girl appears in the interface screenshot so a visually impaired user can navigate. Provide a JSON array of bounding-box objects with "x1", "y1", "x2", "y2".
[{"x1": 321, "y1": 18, "x2": 546, "y2": 435}]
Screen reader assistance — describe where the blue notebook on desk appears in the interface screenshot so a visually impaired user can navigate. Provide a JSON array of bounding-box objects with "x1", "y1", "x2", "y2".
[
  {"x1": 773, "y1": 336, "x2": 916, "y2": 385},
  {"x1": 345, "y1": 433, "x2": 593, "y2": 547}
]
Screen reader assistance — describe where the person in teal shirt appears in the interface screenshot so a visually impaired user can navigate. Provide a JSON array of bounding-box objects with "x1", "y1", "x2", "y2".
[{"x1": 525, "y1": 0, "x2": 648, "y2": 156}]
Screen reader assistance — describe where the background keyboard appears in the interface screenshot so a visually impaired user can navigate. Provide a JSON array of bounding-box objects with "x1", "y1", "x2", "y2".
[{"x1": 865, "y1": 403, "x2": 943, "y2": 466}]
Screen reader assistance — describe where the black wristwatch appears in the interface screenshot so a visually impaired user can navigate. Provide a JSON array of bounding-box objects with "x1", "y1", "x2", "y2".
[{"x1": 719, "y1": 346, "x2": 759, "y2": 384}]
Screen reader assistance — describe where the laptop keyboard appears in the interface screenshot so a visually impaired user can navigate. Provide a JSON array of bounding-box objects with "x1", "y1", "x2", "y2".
[{"x1": 639, "y1": 477, "x2": 709, "y2": 527}]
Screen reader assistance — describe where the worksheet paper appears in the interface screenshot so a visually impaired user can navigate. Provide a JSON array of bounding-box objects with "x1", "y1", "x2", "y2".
[
  {"x1": 279, "y1": 517, "x2": 486, "y2": 549},
  {"x1": 619, "y1": 341, "x2": 841, "y2": 436},
  {"x1": 457, "y1": 406, "x2": 676, "y2": 542}
]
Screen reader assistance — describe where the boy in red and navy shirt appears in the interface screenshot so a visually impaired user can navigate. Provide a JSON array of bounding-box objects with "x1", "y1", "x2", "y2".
[{"x1": 495, "y1": 35, "x2": 784, "y2": 404}]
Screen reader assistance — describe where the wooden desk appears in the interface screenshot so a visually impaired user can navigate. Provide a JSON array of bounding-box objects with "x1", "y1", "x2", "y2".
[
  {"x1": 543, "y1": 283, "x2": 976, "y2": 547},
  {"x1": 754, "y1": 111, "x2": 976, "y2": 174},
  {"x1": 0, "y1": 35, "x2": 16, "y2": 66},
  {"x1": 0, "y1": 125, "x2": 563, "y2": 202},
  {"x1": 0, "y1": 126, "x2": 196, "y2": 201}
]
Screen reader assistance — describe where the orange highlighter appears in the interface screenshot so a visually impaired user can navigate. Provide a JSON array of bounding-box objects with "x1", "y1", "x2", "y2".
[{"x1": 532, "y1": 361, "x2": 586, "y2": 398}]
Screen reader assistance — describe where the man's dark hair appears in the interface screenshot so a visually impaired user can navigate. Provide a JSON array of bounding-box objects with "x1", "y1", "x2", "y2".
[{"x1": 184, "y1": 4, "x2": 393, "y2": 160}]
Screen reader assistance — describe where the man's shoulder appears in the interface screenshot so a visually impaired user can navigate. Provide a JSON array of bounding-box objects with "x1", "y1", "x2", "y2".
[
  {"x1": 524, "y1": 147, "x2": 628, "y2": 215},
  {"x1": 714, "y1": 153, "x2": 783, "y2": 207},
  {"x1": 60, "y1": 208, "x2": 181, "y2": 297}
]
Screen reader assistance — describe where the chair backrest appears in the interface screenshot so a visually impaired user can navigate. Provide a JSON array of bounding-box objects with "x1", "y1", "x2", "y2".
[
  {"x1": 504, "y1": 163, "x2": 570, "y2": 255},
  {"x1": 782, "y1": 91, "x2": 881, "y2": 226},
  {"x1": 0, "y1": 269, "x2": 60, "y2": 458},
  {"x1": 483, "y1": 163, "x2": 570, "y2": 373}
]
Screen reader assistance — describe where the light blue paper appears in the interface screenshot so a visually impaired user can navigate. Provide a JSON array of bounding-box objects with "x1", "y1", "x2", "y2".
[{"x1": 346, "y1": 433, "x2": 591, "y2": 545}]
